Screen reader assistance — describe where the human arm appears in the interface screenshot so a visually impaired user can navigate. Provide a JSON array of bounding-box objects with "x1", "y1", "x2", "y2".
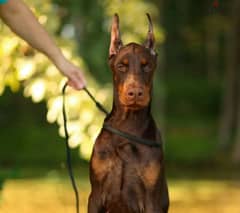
[{"x1": 0, "y1": 0, "x2": 86, "y2": 90}]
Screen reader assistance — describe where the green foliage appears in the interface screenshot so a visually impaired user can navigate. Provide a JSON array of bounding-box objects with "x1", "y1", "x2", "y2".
[
  {"x1": 0, "y1": 0, "x2": 110, "y2": 160},
  {"x1": 103, "y1": 0, "x2": 165, "y2": 45},
  {"x1": 0, "y1": 0, "x2": 232, "y2": 165},
  {"x1": 1, "y1": 0, "x2": 165, "y2": 161}
]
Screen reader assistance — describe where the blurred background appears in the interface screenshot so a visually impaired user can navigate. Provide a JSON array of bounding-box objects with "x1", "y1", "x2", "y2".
[{"x1": 0, "y1": 0, "x2": 240, "y2": 212}]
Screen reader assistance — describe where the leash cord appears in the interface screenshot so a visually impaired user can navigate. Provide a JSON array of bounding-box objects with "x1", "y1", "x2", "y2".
[
  {"x1": 62, "y1": 83, "x2": 80, "y2": 213},
  {"x1": 103, "y1": 124, "x2": 160, "y2": 147},
  {"x1": 83, "y1": 87, "x2": 108, "y2": 115}
]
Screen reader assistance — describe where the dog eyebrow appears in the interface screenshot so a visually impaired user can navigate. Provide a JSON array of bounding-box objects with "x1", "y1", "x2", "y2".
[
  {"x1": 141, "y1": 58, "x2": 148, "y2": 65},
  {"x1": 122, "y1": 58, "x2": 129, "y2": 65}
]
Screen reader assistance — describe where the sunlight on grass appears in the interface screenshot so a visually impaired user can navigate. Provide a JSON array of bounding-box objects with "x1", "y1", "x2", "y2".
[
  {"x1": 0, "y1": 176, "x2": 240, "y2": 213},
  {"x1": 0, "y1": 175, "x2": 90, "y2": 213},
  {"x1": 169, "y1": 180, "x2": 240, "y2": 213}
]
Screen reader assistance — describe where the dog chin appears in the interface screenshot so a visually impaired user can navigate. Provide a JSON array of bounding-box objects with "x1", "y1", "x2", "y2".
[{"x1": 123, "y1": 103, "x2": 148, "y2": 110}]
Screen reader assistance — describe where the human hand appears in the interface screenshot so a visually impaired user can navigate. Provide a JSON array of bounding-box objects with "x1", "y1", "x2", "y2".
[{"x1": 55, "y1": 57, "x2": 86, "y2": 90}]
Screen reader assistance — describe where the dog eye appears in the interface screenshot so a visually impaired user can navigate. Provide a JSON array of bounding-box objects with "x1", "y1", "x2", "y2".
[
  {"x1": 141, "y1": 59, "x2": 150, "y2": 71},
  {"x1": 141, "y1": 60, "x2": 151, "y2": 72},
  {"x1": 117, "y1": 63, "x2": 128, "y2": 72}
]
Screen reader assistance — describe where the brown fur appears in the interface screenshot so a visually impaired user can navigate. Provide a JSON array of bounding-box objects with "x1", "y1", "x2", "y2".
[{"x1": 88, "y1": 14, "x2": 169, "y2": 213}]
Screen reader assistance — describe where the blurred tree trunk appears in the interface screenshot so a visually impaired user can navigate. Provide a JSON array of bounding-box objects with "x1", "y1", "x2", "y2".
[
  {"x1": 232, "y1": 75, "x2": 240, "y2": 163},
  {"x1": 218, "y1": 0, "x2": 239, "y2": 149},
  {"x1": 231, "y1": 0, "x2": 240, "y2": 164}
]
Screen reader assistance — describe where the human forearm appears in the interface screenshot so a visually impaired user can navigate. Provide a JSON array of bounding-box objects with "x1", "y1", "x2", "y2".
[
  {"x1": 0, "y1": 0, "x2": 64, "y2": 66},
  {"x1": 0, "y1": 0, "x2": 86, "y2": 90}
]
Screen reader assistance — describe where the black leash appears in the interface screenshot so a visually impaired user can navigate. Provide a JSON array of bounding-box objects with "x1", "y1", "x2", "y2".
[
  {"x1": 83, "y1": 87, "x2": 108, "y2": 115},
  {"x1": 61, "y1": 84, "x2": 109, "y2": 213},
  {"x1": 103, "y1": 124, "x2": 160, "y2": 147},
  {"x1": 62, "y1": 83, "x2": 160, "y2": 213},
  {"x1": 62, "y1": 83, "x2": 80, "y2": 213}
]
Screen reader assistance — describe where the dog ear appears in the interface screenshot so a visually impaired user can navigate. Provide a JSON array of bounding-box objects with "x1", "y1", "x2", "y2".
[
  {"x1": 144, "y1": 13, "x2": 156, "y2": 55},
  {"x1": 109, "y1": 13, "x2": 123, "y2": 58}
]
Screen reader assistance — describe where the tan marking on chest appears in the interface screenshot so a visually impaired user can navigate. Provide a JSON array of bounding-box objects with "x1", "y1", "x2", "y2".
[
  {"x1": 91, "y1": 152, "x2": 113, "y2": 181},
  {"x1": 142, "y1": 161, "x2": 160, "y2": 188}
]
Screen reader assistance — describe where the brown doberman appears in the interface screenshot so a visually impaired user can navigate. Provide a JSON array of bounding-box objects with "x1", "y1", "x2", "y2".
[{"x1": 88, "y1": 14, "x2": 169, "y2": 213}]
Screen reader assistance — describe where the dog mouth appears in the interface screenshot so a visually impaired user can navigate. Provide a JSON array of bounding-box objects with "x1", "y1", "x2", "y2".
[
  {"x1": 119, "y1": 95, "x2": 150, "y2": 110},
  {"x1": 122, "y1": 101, "x2": 148, "y2": 110}
]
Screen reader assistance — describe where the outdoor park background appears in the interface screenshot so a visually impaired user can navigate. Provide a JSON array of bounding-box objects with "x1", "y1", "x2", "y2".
[{"x1": 0, "y1": 0, "x2": 240, "y2": 212}]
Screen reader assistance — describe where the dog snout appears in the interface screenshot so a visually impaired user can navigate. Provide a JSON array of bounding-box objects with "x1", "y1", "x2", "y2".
[{"x1": 126, "y1": 87, "x2": 144, "y2": 100}]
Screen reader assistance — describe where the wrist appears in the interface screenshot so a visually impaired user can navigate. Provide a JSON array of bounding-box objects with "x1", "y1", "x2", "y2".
[{"x1": 48, "y1": 49, "x2": 67, "y2": 70}]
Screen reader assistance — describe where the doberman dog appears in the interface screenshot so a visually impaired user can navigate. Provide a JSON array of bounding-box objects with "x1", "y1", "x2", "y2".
[{"x1": 88, "y1": 14, "x2": 169, "y2": 213}]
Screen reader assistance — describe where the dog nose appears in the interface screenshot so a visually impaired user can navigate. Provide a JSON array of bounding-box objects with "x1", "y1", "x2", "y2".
[{"x1": 127, "y1": 87, "x2": 144, "y2": 99}]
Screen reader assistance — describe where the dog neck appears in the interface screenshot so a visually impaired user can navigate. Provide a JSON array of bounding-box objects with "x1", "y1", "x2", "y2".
[{"x1": 105, "y1": 99, "x2": 153, "y2": 134}]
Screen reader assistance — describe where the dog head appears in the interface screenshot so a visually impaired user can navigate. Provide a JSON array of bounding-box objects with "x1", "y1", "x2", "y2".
[{"x1": 109, "y1": 14, "x2": 157, "y2": 111}]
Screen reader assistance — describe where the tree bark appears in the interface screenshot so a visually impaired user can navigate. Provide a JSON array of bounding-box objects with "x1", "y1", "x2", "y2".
[
  {"x1": 232, "y1": 75, "x2": 240, "y2": 163},
  {"x1": 231, "y1": 0, "x2": 240, "y2": 163},
  {"x1": 218, "y1": 0, "x2": 238, "y2": 149}
]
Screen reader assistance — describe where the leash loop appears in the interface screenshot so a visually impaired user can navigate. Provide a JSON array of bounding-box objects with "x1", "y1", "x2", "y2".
[{"x1": 62, "y1": 83, "x2": 80, "y2": 213}]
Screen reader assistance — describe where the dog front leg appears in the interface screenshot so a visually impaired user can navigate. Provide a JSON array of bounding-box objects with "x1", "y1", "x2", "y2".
[
  {"x1": 88, "y1": 190, "x2": 106, "y2": 213},
  {"x1": 160, "y1": 173, "x2": 169, "y2": 213}
]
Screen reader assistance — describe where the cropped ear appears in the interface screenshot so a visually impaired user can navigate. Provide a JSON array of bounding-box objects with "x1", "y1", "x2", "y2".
[
  {"x1": 144, "y1": 13, "x2": 156, "y2": 55},
  {"x1": 109, "y1": 13, "x2": 123, "y2": 58}
]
